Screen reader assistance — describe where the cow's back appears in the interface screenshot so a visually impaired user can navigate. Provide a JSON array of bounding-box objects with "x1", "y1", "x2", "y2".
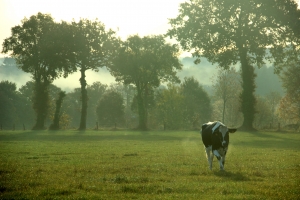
[{"x1": 201, "y1": 122, "x2": 216, "y2": 148}]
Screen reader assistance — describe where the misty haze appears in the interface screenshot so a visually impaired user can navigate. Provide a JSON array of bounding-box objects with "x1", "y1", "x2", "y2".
[
  {"x1": 0, "y1": 56, "x2": 283, "y2": 95},
  {"x1": 1, "y1": 0, "x2": 300, "y2": 199}
]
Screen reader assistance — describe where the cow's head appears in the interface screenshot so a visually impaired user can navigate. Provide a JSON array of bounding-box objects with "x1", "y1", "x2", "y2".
[{"x1": 215, "y1": 125, "x2": 237, "y2": 147}]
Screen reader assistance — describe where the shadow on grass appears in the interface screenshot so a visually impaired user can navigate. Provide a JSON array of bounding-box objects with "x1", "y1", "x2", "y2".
[
  {"x1": 213, "y1": 171, "x2": 250, "y2": 181},
  {"x1": 233, "y1": 131, "x2": 299, "y2": 150},
  {"x1": 248, "y1": 131, "x2": 287, "y2": 139}
]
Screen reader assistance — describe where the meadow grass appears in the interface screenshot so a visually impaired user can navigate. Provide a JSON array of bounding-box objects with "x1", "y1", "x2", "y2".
[{"x1": 0, "y1": 130, "x2": 299, "y2": 199}]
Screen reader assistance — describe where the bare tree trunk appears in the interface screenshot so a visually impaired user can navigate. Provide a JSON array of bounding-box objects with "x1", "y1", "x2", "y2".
[
  {"x1": 239, "y1": 49, "x2": 256, "y2": 131},
  {"x1": 236, "y1": 8, "x2": 256, "y2": 131},
  {"x1": 49, "y1": 91, "x2": 66, "y2": 130},
  {"x1": 136, "y1": 84, "x2": 147, "y2": 130},
  {"x1": 33, "y1": 81, "x2": 49, "y2": 130}
]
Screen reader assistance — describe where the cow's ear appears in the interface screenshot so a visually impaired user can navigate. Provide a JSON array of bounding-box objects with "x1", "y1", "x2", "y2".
[{"x1": 228, "y1": 128, "x2": 237, "y2": 133}]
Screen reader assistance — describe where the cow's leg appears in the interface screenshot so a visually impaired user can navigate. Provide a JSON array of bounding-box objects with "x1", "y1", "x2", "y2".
[
  {"x1": 221, "y1": 150, "x2": 227, "y2": 170},
  {"x1": 219, "y1": 156, "x2": 225, "y2": 170},
  {"x1": 205, "y1": 146, "x2": 213, "y2": 170},
  {"x1": 215, "y1": 149, "x2": 227, "y2": 171},
  {"x1": 213, "y1": 150, "x2": 224, "y2": 170}
]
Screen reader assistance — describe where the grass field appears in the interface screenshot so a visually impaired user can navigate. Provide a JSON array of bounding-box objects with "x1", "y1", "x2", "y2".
[{"x1": 0, "y1": 130, "x2": 299, "y2": 199}]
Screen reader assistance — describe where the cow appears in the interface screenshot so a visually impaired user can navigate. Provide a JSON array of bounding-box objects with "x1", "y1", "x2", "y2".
[{"x1": 201, "y1": 121, "x2": 237, "y2": 170}]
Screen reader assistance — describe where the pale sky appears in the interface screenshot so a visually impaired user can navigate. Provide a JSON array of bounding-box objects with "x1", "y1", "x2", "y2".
[
  {"x1": 0, "y1": 0, "x2": 185, "y2": 50},
  {"x1": 0, "y1": 0, "x2": 299, "y2": 90},
  {"x1": 0, "y1": 0, "x2": 188, "y2": 89}
]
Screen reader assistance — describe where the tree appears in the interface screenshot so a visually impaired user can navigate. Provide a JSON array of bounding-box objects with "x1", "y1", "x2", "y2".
[
  {"x1": 212, "y1": 67, "x2": 241, "y2": 124},
  {"x1": 0, "y1": 80, "x2": 35, "y2": 130},
  {"x1": 265, "y1": 91, "x2": 282, "y2": 128},
  {"x1": 278, "y1": 95, "x2": 300, "y2": 125},
  {"x1": 167, "y1": 0, "x2": 300, "y2": 130},
  {"x1": 18, "y1": 81, "x2": 68, "y2": 129},
  {"x1": 2, "y1": 13, "x2": 77, "y2": 130},
  {"x1": 70, "y1": 19, "x2": 119, "y2": 130},
  {"x1": 96, "y1": 91, "x2": 125, "y2": 127},
  {"x1": 62, "y1": 88, "x2": 82, "y2": 128},
  {"x1": 278, "y1": 58, "x2": 300, "y2": 124},
  {"x1": 18, "y1": 81, "x2": 37, "y2": 128},
  {"x1": 131, "y1": 86, "x2": 156, "y2": 129},
  {"x1": 253, "y1": 95, "x2": 273, "y2": 129},
  {"x1": 86, "y1": 82, "x2": 108, "y2": 128},
  {"x1": 0, "y1": 81, "x2": 18, "y2": 129},
  {"x1": 181, "y1": 77, "x2": 212, "y2": 129},
  {"x1": 109, "y1": 83, "x2": 136, "y2": 128},
  {"x1": 155, "y1": 84, "x2": 184, "y2": 130},
  {"x1": 49, "y1": 91, "x2": 66, "y2": 130},
  {"x1": 108, "y1": 35, "x2": 182, "y2": 130}
]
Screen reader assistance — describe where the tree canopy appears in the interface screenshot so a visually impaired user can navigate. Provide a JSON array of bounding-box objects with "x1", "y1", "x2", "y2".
[
  {"x1": 2, "y1": 13, "x2": 76, "y2": 81},
  {"x1": 108, "y1": 35, "x2": 182, "y2": 130},
  {"x1": 212, "y1": 67, "x2": 241, "y2": 124},
  {"x1": 96, "y1": 91, "x2": 125, "y2": 127},
  {"x1": 181, "y1": 77, "x2": 212, "y2": 128},
  {"x1": 278, "y1": 54, "x2": 300, "y2": 123},
  {"x1": 1, "y1": 13, "x2": 77, "y2": 129},
  {"x1": 167, "y1": 0, "x2": 300, "y2": 130},
  {"x1": 69, "y1": 19, "x2": 119, "y2": 130}
]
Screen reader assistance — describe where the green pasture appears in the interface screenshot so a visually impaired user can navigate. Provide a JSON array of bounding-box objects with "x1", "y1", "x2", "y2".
[{"x1": 0, "y1": 130, "x2": 299, "y2": 199}]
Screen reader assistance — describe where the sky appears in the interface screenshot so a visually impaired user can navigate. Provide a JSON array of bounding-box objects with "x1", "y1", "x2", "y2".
[
  {"x1": 0, "y1": 0, "x2": 186, "y2": 49},
  {"x1": 0, "y1": 0, "x2": 190, "y2": 89}
]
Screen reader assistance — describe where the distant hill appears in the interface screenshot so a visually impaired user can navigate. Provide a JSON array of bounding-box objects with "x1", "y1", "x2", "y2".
[
  {"x1": 0, "y1": 57, "x2": 284, "y2": 96},
  {"x1": 178, "y1": 56, "x2": 284, "y2": 96},
  {"x1": 0, "y1": 57, "x2": 32, "y2": 89},
  {"x1": 255, "y1": 65, "x2": 284, "y2": 96}
]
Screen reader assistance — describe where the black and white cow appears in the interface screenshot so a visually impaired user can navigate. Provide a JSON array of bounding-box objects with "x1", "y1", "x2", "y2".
[{"x1": 201, "y1": 121, "x2": 237, "y2": 170}]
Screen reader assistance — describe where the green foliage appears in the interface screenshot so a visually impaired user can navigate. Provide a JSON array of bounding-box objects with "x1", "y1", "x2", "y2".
[
  {"x1": 109, "y1": 35, "x2": 182, "y2": 86},
  {"x1": 167, "y1": 0, "x2": 299, "y2": 130},
  {"x1": 86, "y1": 82, "x2": 108, "y2": 127},
  {"x1": 254, "y1": 96, "x2": 273, "y2": 129},
  {"x1": 280, "y1": 59, "x2": 300, "y2": 103},
  {"x1": 68, "y1": 19, "x2": 119, "y2": 130},
  {"x1": 278, "y1": 55, "x2": 300, "y2": 123},
  {"x1": 1, "y1": 13, "x2": 78, "y2": 130},
  {"x1": 96, "y1": 91, "x2": 125, "y2": 127},
  {"x1": 108, "y1": 35, "x2": 182, "y2": 130},
  {"x1": 212, "y1": 67, "x2": 242, "y2": 125},
  {"x1": 167, "y1": 0, "x2": 299, "y2": 66},
  {"x1": 62, "y1": 88, "x2": 82, "y2": 128},
  {"x1": 154, "y1": 78, "x2": 212, "y2": 130},
  {"x1": 0, "y1": 130, "x2": 299, "y2": 199},
  {"x1": 2, "y1": 13, "x2": 76, "y2": 80},
  {"x1": 0, "y1": 81, "x2": 18, "y2": 128},
  {"x1": 181, "y1": 77, "x2": 212, "y2": 128},
  {"x1": 2, "y1": 13, "x2": 55, "y2": 72},
  {"x1": 156, "y1": 85, "x2": 185, "y2": 130},
  {"x1": 0, "y1": 81, "x2": 35, "y2": 130},
  {"x1": 253, "y1": 92, "x2": 282, "y2": 129}
]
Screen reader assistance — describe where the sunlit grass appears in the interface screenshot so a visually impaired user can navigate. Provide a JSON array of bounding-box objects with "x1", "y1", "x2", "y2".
[{"x1": 0, "y1": 130, "x2": 299, "y2": 199}]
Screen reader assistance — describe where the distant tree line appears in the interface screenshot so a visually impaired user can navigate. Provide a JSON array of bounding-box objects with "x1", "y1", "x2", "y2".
[
  {"x1": 1, "y1": 13, "x2": 181, "y2": 131},
  {"x1": 1, "y1": 65, "x2": 298, "y2": 131},
  {"x1": 0, "y1": 78, "x2": 212, "y2": 130}
]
